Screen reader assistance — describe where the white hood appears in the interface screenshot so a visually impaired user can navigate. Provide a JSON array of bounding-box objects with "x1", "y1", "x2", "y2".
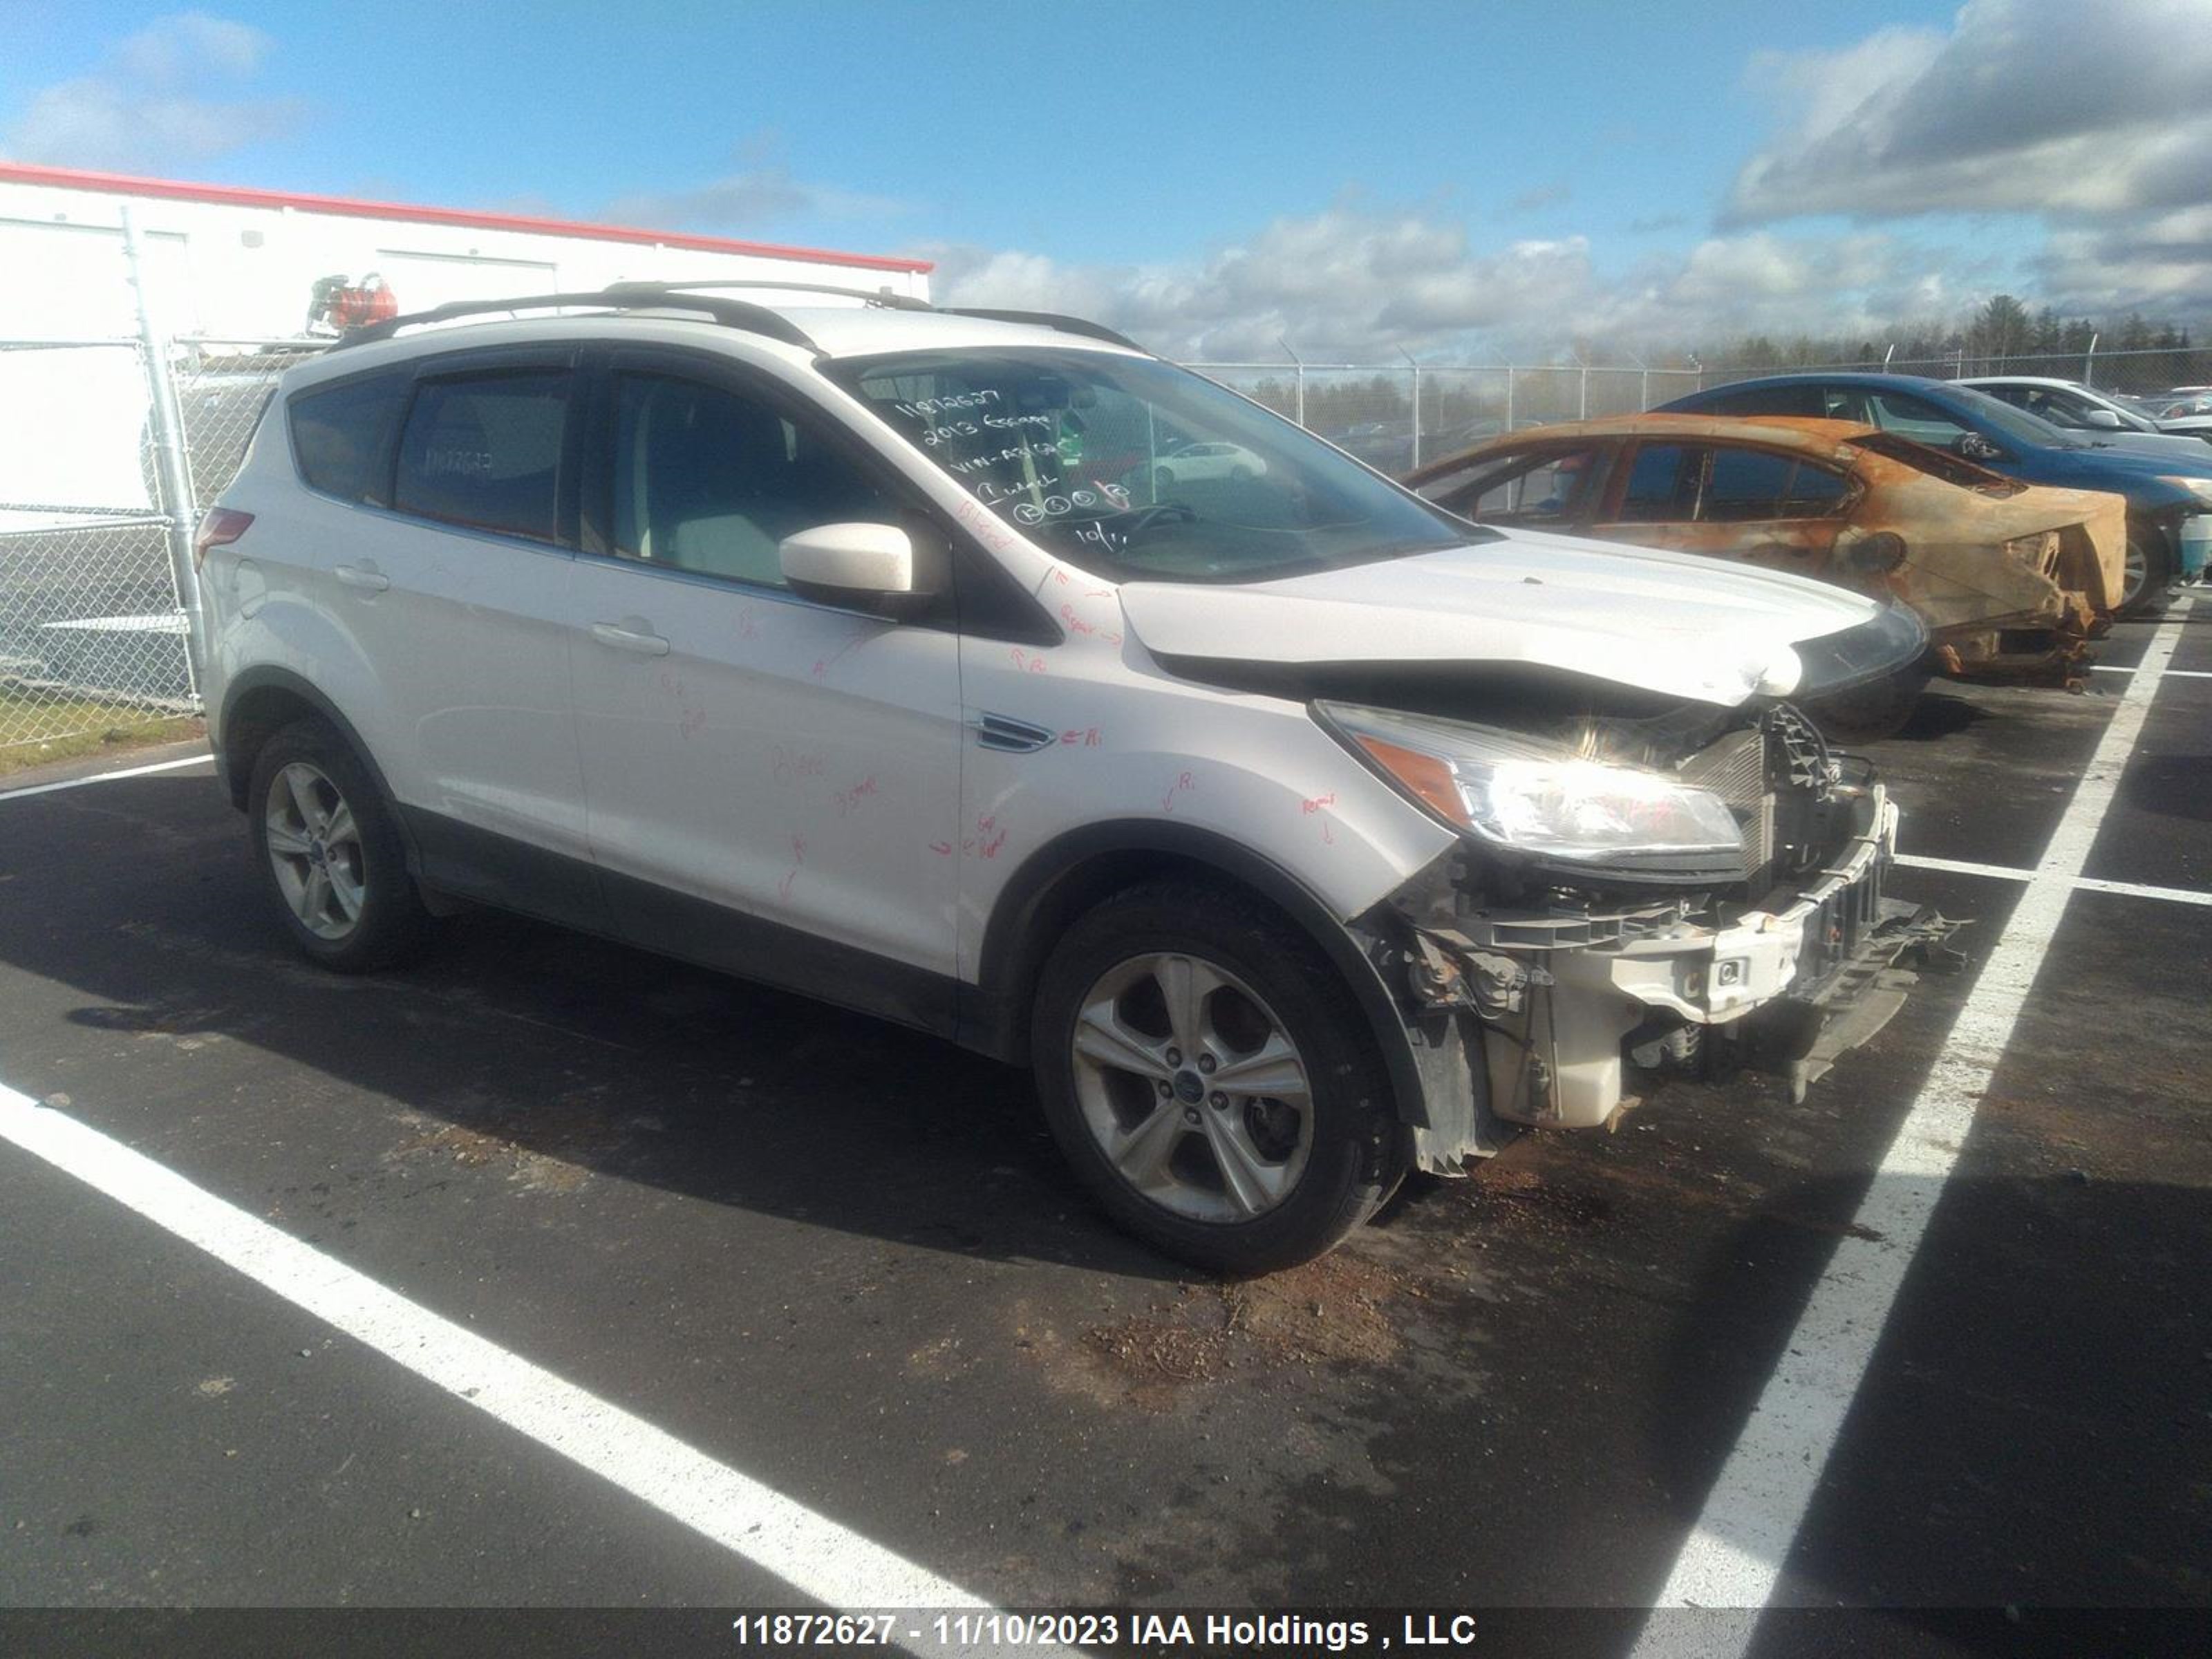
[{"x1": 1118, "y1": 529, "x2": 1894, "y2": 706}]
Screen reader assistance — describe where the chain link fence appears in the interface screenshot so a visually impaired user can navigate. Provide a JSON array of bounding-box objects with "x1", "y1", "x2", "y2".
[
  {"x1": 0, "y1": 339, "x2": 191, "y2": 760},
  {"x1": 1192, "y1": 344, "x2": 2212, "y2": 471},
  {"x1": 0, "y1": 330, "x2": 326, "y2": 764}
]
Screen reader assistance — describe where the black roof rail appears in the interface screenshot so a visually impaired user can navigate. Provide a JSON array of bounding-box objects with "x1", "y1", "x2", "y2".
[
  {"x1": 333, "y1": 289, "x2": 822, "y2": 352},
  {"x1": 939, "y1": 308, "x2": 1145, "y2": 351},
  {"x1": 602, "y1": 278, "x2": 934, "y2": 311}
]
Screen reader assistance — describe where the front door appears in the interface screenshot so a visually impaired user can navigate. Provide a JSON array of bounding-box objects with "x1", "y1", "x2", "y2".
[{"x1": 565, "y1": 351, "x2": 964, "y2": 1026}]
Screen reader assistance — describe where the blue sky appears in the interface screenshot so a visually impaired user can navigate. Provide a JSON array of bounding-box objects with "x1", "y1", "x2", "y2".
[{"x1": 4, "y1": 1, "x2": 2208, "y2": 357}]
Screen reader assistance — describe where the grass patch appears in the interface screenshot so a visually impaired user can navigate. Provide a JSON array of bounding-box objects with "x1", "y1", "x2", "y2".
[{"x1": 0, "y1": 684, "x2": 203, "y2": 777}]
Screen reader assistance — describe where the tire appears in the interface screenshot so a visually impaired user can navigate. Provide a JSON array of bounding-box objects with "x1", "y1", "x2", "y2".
[
  {"x1": 247, "y1": 718, "x2": 433, "y2": 973},
  {"x1": 2116, "y1": 521, "x2": 2174, "y2": 619},
  {"x1": 1152, "y1": 465, "x2": 1175, "y2": 494},
  {"x1": 1801, "y1": 666, "x2": 1930, "y2": 745},
  {"x1": 1031, "y1": 881, "x2": 1408, "y2": 1275}
]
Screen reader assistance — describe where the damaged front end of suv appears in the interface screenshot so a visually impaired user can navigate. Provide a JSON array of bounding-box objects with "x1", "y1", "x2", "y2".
[{"x1": 1288, "y1": 611, "x2": 1956, "y2": 1170}]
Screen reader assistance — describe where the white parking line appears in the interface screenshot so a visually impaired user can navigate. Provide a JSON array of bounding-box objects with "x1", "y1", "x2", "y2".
[
  {"x1": 1627, "y1": 595, "x2": 2193, "y2": 1653},
  {"x1": 1894, "y1": 852, "x2": 2212, "y2": 908},
  {"x1": 0, "y1": 752, "x2": 212, "y2": 802},
  {"x1": 0, "y1": 1082, "x2": 1050, "y2": 1658},
  {"x1": 2090, "y1": 664, "x2": 2212, "y2": 679}
]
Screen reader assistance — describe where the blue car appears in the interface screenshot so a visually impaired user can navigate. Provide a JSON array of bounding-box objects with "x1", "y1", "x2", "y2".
[{"x1": 1658, "y1": 373, "x2": 2212, "y2": 616}]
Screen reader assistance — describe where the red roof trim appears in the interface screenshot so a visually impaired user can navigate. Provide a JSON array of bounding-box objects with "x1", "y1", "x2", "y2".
[{"x1": 0, "y1": 162, "x2": 934, "y2": 275}]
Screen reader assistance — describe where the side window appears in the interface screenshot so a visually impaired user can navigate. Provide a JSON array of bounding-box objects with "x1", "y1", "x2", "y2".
[
  {"x1": 1615, "y1": 444, "x2": 1698, "y2": 522},
  {"x1": 612, "y1": 373, "x2": 892, "y2": 588},
  {"x1": 1447, "y1": 445, "x2": 1605, "y2": 523},
  {"x1": 393, "y1": 371, "x2": 570, "y2": 543},
  {"x1": 289, "y1": 371, "x2": 410, "y2": 505},
  {"x1": 1866, "y1": 391, "x2": 1972, "y2": 447},
  {"x1": 1707, "y1": 383, "x2": 1829, "y2": 418},
  {"x1": 1700, "y1": 448, "x2": 1798, "y2": 520}
]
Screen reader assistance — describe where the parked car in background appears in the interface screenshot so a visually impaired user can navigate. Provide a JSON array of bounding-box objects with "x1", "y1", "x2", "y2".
[
  {"x1": 1658, "y1": 373, "x2": 2212, "y2": 614},
  {"x1": 1962, "y1": 376, "x2": 2212, "y2": 449},
  {"x1": 1141, "y1": 440, "x2": 1269, "y2": 488},
  {"x1": 1404, "y1": 415, "x2": 2126, "y2": 738},
  {"x1": 196, "y1": 284, "x2": 1935, "y2": 1272},
  {"x1": 2149, "y1": 390, "x2": 2212, "y2": 420}
]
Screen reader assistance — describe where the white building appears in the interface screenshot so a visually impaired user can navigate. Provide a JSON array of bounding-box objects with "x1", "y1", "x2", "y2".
[
  {"x1": 0, "y1": 160, "x2": 932, "y2": 340},
  {"x1": 0, "y1": 162, "x2": 932, "y2": 525}
]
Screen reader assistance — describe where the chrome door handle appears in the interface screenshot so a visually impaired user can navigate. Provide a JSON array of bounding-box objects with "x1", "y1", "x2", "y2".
[
  {"x1": 589, "y1": 621, "x2": 671, "y2": 656},
  {"x1": 334, "y1": 563, "x2": 389, "y2": 592}
]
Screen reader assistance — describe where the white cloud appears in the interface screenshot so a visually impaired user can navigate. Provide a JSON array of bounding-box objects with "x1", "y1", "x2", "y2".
[
  {"x1": 1727, "y1": 0, "x2": 2212, "y2": 222},
  {"x1": 1, "y1": 11, "x2": 300, "y2": 171},
  {"x1": 921, "y1": 201, "x2": 1603, "y2": 359},
  {"x1": 919, "y1": 201, "x2": 1957, "y2": 359}
]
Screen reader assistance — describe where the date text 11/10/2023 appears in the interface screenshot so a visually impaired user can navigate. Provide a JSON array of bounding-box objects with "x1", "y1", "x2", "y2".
[{"x1": 727, "y1": 1611, "x2": 1483, "y2": 1650}]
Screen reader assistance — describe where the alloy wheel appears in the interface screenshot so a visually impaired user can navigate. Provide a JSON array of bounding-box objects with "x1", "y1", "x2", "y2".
[
  {"x1": 1068, "y1": 952, "x2": 1315, "y2": 1222},
  {"x1": 263, "y1": 760, "x2": 366, "y2": 941}
]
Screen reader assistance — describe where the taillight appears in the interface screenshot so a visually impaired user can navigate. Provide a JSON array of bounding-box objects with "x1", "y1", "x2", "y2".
[{"x1": 193, "y1": 507, "x2": 254, "y2": 571}]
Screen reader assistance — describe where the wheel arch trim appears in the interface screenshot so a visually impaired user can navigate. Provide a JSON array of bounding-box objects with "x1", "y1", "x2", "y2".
[{"x1": 966, "y1": 819, "x2": 1433, "y2": 1127}]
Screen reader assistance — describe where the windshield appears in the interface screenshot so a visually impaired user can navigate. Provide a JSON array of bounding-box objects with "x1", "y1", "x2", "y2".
[{"x1": 827, "y1": 348, "x2": 1479, "y2": 583}]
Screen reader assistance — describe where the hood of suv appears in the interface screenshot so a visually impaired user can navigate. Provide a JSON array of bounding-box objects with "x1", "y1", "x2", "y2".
[{"x1": 1119, "y1": 529, "x2": 1924, "y2": 706}]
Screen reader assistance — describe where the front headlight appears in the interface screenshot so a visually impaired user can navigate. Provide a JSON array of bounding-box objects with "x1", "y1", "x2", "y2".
[
  {"x1": 2155, "y1": 475, "x2": 2212, "y2": 509},
  {"x1": 1318, "y1": 702, "x2": 1743, "y2": 865}
]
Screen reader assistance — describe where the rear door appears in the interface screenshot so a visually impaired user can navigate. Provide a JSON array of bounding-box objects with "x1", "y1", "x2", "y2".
[
  {"x1": 306, "y1": 346, "x2": 598, "y2": 920},
  {"x1": 565, "y1": 347, "x2": 964, "y2": 1020}
]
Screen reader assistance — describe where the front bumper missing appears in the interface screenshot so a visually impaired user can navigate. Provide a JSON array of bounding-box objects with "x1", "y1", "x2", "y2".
[{"x1": 1398, "y1": 783, "x2": 1954, "y2": 1147}]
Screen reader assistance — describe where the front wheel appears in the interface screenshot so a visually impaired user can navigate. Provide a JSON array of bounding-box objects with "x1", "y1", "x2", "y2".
[
  {"x1": 1031, "y1": 883, "x2": 1407, "y2": 1275},
  {"x1": 1801, "y1": 666, "x2": 1930, "y2": 745}
]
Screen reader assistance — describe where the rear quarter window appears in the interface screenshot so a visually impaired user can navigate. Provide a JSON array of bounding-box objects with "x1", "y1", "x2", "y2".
[{"x1": 288, "y1": 371, "x2": 411, "y2": 505}]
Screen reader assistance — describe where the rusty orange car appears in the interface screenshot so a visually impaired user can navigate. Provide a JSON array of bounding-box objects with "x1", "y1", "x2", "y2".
[{"x1": 1403, "y1": 415, "x2": 2128, "y2": 706}]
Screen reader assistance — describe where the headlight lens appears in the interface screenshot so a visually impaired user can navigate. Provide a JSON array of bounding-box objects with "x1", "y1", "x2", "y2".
[
  {"x1": 1318, "y1": 702, "x2": 1743, "y2": 863},
  {"x1": 2155, "y1": 475, "x2": 2212, "y2": 509}
]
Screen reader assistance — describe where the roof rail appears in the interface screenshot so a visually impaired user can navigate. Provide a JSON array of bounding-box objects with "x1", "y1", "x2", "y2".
[
  {"x1": 939, "y1": 308, "x2": 1144, "y2": 351},
  {"x1": 330, "y1": 285, "x2": 1147, "y2": 357},
  {"x1": 333, "y1": 288, "x2": 822, "y2": 352},
  {"x1": 602, "y1": 278, "x2": 934, "y2": 312}
]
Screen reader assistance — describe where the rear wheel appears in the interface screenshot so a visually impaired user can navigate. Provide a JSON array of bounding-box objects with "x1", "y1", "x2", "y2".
[
  {"x1": 1031, "y1": 882, "x2": 1407, "y2": 1275},
  {"x1": 2117, "y1": 521, "x2": 2173, "y2": 619},
  {"x1": 247, "y1": 718, "x2": 432, "y2": 973}
]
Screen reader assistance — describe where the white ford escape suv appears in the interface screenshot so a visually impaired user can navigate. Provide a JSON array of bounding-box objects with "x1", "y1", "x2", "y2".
[{"x1": 195, "y1": 283, "x2": 1930, "y2": 1273}]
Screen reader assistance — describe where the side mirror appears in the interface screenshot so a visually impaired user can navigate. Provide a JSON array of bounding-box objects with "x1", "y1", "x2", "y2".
[
  {"x1": 2082, "y1": 408, "x2": 2124, "y2": 430},
  {"x1": 778, "y1": 521, "x2": 947, "y2": 615}
]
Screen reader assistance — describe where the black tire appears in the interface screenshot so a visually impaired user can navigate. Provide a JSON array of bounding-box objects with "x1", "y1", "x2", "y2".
[
  {"x1": 2116, "y1": 521, "x2": 2174, "y2": 619},
  {"x1": 1801, "y1": 666, "x2": 1930, "y2": 745},
  {"x1": 247, "y1": 717, "x2": 433, "y2": 973},
  {"x1": 1031, "y1": 881, "x2": 1408, "y2": 1275}
]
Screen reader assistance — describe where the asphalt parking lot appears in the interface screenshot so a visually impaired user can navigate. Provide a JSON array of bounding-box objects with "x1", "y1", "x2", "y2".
[{"x1": 2, "y1": 602, "x2": 2208, "y2": 1657}]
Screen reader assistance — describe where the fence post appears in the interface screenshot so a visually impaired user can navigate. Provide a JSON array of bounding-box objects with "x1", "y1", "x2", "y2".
[
  {"x1": 2083, "y1": 332, "x2": 2099, "y2": 388},
  {"x1": 1279, "y1": 337, "x2": 1305, "y2": 429},
  {"x1": 122, "y1": 205, "x2": 203, "y2": 702},
  {"x1": 1505, "y1": 366, "x2": 1515, "y2": 430},
  {"x1": 1401, "y1": 349, "x2": 1422, "y2": 469}
]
